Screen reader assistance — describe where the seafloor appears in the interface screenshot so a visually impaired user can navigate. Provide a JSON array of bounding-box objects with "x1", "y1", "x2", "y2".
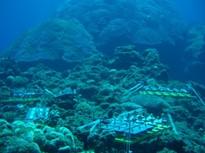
[{"x1": 0, "y1": 45, "x2": 205, "y2": 153}]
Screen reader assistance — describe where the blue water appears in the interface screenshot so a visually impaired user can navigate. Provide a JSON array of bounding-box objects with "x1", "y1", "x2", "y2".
[
  {"x1": 0, "y1": 0, "x2": 66, "y2": 52},
  {"x1": 175, "y1": 0, "x2": 205, "y2": 24}
]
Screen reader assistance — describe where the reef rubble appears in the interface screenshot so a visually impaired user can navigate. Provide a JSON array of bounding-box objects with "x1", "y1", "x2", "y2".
[{"x1": 0, "y1": 45, "x2": 205, "y2": 153}]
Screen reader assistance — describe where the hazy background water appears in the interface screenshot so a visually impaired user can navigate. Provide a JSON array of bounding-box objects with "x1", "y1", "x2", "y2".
[
  {"x1": 0, "y1": 0, "x2": 66, "y2": 52},
  {"x1": 175, "y1": 0, "x2": 205, "y2": 24}
]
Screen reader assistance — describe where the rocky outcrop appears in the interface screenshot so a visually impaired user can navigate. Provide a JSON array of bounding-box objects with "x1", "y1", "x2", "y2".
[{"x1": 6, "y1": 19, "x2": 97, "y2": 62}]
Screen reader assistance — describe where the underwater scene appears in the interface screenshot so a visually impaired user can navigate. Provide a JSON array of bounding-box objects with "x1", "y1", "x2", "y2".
[{"x1": 1, "y1": 0, "x2": 205, "y2": 153}]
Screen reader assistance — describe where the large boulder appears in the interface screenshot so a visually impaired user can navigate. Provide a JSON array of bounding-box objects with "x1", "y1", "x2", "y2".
[{"x1": 6, "y1": 19, "x2": 97, "y2": 62}]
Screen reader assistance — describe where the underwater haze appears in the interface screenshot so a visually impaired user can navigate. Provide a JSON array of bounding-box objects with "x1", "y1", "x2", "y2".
[
  {"x1": 0, "y1": 0, "x2": 66, "y2": 51},
  {"x1": 175, "y1": 0, "x2": 205, "y2": 24},
  {"x1": 1, "y1": 0, "x2": 205, "y2": 153}
]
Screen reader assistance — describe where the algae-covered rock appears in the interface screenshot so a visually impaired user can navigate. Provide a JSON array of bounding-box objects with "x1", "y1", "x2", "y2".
[
  {"x1": 0, "y1": 120, "x2": 80, "y2": 153},
  {"x1": 0, "y1": 86, "x2": 11, "y2": 97},
  {"x1": 109, "y1": 45, "x2": 144, "y2": 69},
  {"x1": 129, "y1": 95, "x2": 171, "y2": 115},
  {"x1": 6, "y1": 75, "x2": 29, "y2": 87},
  {"x1": 6, "y1": 19, "x2": 97, "y2": 62},
  {"x1": 2, "y1": 137, "x2": 41, "y2": 153}
]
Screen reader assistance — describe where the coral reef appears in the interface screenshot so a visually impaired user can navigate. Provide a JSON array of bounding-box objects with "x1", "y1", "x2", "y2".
[
  {"x1": 0, "y1": 0, "x2": 205, "y2": 152},
  {"x1": 0, "y1": 120, "x2": 79, "y2": 153},
  {"x1": 58, "y1": 0, "x2": 185, "y2": 51},
  {"x1": 6, "y1": 19, "x2": 97, "y2": 62},
  {"x1": 0, "y1": 45, "x2": 205, "y2": 153}
]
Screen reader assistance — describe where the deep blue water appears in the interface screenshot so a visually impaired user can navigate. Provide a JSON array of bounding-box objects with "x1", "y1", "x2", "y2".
[
  {"x1": 0, "y1": 0, "x2": 66, "y2": 52},
  {"x1": 175, "y1": 0, "x2": 205, "y2": 23}
]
